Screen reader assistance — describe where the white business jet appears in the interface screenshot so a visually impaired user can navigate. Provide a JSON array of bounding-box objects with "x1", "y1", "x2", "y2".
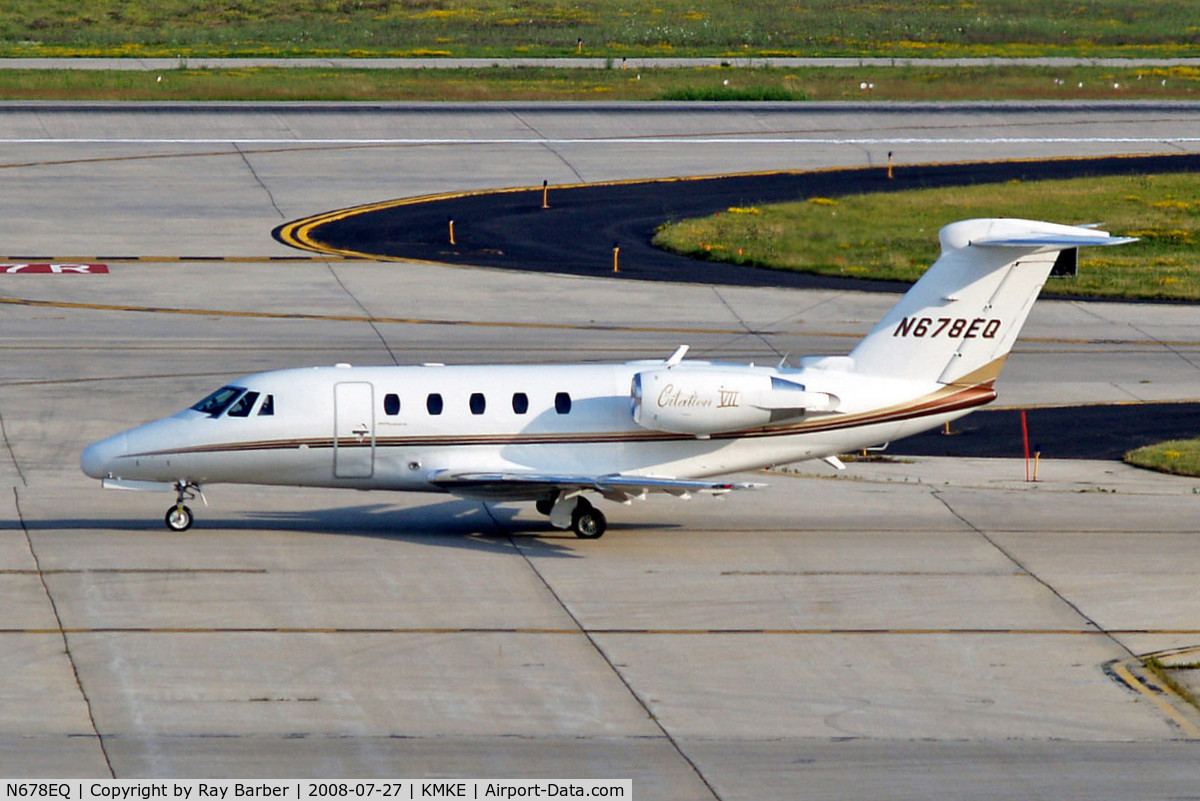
[{"x1": 82, "y1": 218, "x2": 1134, "y2": 538}]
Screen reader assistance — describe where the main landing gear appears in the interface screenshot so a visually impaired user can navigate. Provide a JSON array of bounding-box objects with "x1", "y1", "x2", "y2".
[
  {"x1": 165, "y1": 481, "x2": 203, "y2": 532},
  {"x1": 539, "y1": 494, "x2": 607, "y2": 539},
  {"x1": 571, "y1": 498, "x2": 606, "y2": 539}
]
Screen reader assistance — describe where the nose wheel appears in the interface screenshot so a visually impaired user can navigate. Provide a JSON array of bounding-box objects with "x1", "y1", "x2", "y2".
[
  {"x1": 165, "y1": 503, "x2": 193, "y2": 532},
  {"x1": 165, "y1": 481, "x2": 203, "y2": 532}
]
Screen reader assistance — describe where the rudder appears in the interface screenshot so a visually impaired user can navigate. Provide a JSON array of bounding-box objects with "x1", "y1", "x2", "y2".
[{"x1": 846, "y1": 218, "x2": 1135, "y2": 386}]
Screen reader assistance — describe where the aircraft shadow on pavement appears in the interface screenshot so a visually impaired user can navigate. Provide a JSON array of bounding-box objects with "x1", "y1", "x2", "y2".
[{"x1": 18, "y1": 498, "x2": 676, "y2": 556}]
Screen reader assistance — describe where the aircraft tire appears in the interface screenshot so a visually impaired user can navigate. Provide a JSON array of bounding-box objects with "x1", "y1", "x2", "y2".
[
  {"x1": 536, "y1": 498, "x2": 555, "y2": 516},
  {"x1": 571, "y1": 500, "x2": 606, "y2": 539},
  {"x1": 165, "y1": 504, "x2": 193, "y2": 532}
]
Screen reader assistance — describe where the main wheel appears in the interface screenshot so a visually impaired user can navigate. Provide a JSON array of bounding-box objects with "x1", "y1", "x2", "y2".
[
  {"x1": 165, "y1": 504, "x2": 193, "y2": 532},
  {"x1": 571, "y1": 500, "x2": 606, "y2": 539},
  {"x1": 535, "y1": 498, "x2": 555, "y2": 516}
]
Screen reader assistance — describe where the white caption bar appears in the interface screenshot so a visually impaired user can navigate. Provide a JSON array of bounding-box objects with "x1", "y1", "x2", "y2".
[{"x1": 0, "y1": 782, "x2": 631, "y2": 801}]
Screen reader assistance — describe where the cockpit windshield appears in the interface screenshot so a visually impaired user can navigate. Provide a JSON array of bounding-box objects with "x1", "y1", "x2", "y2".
[
  {"x1": 191, "y1": 385, "x2": 246, "y2": 417},
  {"x1": 225, "y1": 391, "x2": 260, "y2": 418}
]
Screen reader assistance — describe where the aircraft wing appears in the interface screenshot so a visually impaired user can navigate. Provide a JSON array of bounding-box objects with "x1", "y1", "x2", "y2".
[{"x1": 427, "y1": 469, "x2": 765, "y2": 504}]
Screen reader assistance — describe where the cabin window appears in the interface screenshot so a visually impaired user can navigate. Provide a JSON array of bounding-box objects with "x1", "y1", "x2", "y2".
[
  {"x1": 469, "y1": 393, "x2": 486, "y2": 415},
  {"x1": 258, "y1": 394, "x2": 274, "y2": 416},
  {"x1": 426, "y1": 393, "x2": 443, "y2": 415},
  {"x1": 384, "y1": 393, "x2": 401, "y2": 416},
  {"x1": 191, "y1": 385, "x2": 245, "y2": 417},
  {"x1": 512, "y1": 392, "x2": 529, "y2": 414},
  {"x1": 555, "y1": 392, "x2": 572, "y2": 414},
  {"x1": 225, "y1": 391, "x2": 260, "y2": 418}
]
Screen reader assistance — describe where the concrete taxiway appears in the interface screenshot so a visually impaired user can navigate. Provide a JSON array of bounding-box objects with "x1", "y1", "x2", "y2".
[{"x1": 1, "y1": 103, "x2": 1199, "y2": 796}]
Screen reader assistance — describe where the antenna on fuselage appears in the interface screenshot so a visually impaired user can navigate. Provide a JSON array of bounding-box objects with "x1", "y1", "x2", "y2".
[{"x1": 665, "y1": 345, "x2": 689, "y2": 368}]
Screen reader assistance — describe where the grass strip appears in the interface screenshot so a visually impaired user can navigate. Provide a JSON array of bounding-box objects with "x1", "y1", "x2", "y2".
[
  {"x1": 1125, "y1": 440, "x2": 1200, "y2": 477},
  {"x1": 2, "y1": 0, "x2": 1199, "y2": 59},
  {"x1": 652, "y1": 172, "x2": 1200, "y2": 302},
  {"x1": 0, "y1": 65, "x2": 1197, "y2": 102}
]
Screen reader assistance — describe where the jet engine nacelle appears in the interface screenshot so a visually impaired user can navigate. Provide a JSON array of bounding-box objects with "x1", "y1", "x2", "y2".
[{"x1": 631, "y1": 369, "x2": 838, "y2": 436}]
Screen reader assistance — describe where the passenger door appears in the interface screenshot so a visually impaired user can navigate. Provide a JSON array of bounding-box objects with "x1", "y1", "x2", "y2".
[{"x1": 333, "y1": 382, "x2": 375, "y2": 478}]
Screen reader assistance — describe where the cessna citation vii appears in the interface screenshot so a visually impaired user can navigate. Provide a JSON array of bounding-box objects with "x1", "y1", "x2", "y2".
[{"x1": 82, "y1": 218, "x2": 1134, "y2": 538}]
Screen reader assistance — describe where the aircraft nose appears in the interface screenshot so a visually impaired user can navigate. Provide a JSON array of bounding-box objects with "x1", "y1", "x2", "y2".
[{"x1": 81, "y1": 433, "x2": 127, "y2": 479}]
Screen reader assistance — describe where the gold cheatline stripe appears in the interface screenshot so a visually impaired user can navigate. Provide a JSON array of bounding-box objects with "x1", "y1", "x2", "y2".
[{"x1": 126, "y1": 381, "x2": 998, "y2": 461}]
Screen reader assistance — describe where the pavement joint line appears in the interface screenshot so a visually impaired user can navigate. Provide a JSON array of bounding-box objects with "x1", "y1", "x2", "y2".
[
  {"x1": 11, "y1": 487, "x2": 115, "y2": 777},
  {"x1": 0, "y1": 296, "x2": 768, "y2": 336},
  {"x1": 3, "y1": 136, "x2": 1200, "y2": 146},
  {"x1": 0, "y1": 568, "x2": 268, "y2": 575},
  {"x1": 320, "y1": 253, "x2": 402, "y2": 365},
  {"x1": 3, "y1": 296, "x2": 1197, "y2": 348},
  {"x1": 4, "y1": 627, "x2": 1199, "y2": 635},
  {"x1": 925, "y1": 488, "x2": 1197, "y2": 735},
  {"x1": 2, "y1": 291, "x2": 1190, "y2": 347},
  {"x1": 498, "y1": 514, "x2": 723, "y2": 801},
  {"x1": 0, "y1": 142, "x2": 421, "y2": 174},
  {"x1": 0, "y1": 395, "x2": 27, "y2": 488}
]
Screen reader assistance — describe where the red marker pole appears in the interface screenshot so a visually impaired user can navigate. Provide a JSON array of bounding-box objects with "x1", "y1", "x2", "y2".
[{"x1": 1021, "y1": 409, "x2": 1031, "y2": 482}]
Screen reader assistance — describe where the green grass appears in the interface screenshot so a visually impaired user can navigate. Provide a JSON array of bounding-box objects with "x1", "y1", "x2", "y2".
[
  {"x1": 1125, "y1": 439, "x2": 1200, "y2": 477},
  {"x1": 4, "y1": 1, "x2": 1200, "y2": 102},
  {"x1": 652, "y1": 172, "x2": 1200, "y2": 301},
  {"x1": 1, "y1": 0, "x2": 1198, "y2": 59},
  {"x1": 0, "y1": 65, "x2": 1198, "y2": 102},
  {"x1": 657, "y1": 85, "x2": 806, "y2": 102}
]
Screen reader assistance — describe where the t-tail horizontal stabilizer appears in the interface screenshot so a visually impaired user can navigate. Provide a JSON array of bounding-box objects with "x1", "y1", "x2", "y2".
[{"x1": 846, "y1": 218, "x2": 1135, "y2": 387}]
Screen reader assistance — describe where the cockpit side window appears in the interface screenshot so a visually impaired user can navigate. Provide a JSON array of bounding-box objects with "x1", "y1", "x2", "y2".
[
  {"x1": 225, "y1": 391, "x2": 260, "y2": 418},
  {"x1": 258, "y1": 394, "x2": 274, "y2": 416},
  {"x1": 191, "y1": 386, "x2": 246, "y2": 417}
]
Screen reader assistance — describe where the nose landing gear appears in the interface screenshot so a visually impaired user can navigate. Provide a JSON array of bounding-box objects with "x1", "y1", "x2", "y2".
[{"x1": 165, "y1": 481, "x2": 203, "y2": 532}]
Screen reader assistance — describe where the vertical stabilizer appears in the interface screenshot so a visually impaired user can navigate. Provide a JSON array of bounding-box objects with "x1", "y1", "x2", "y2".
[{"x1": 847, "y1": 218, "x2": 1135, "y2": 386}]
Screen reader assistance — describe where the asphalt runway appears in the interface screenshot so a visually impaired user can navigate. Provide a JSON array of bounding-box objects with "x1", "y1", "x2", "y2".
[{"x1": 2, "y1": 102, "x2": 1200, "y2": 796}]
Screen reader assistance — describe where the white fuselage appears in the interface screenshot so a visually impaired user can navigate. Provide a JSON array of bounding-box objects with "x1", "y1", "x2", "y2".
[
  {"x1": 80, "y1": 359, "x2": 990, "y2": 496},
  {"x1": 80, "y1": 218, "x2": 1135, "y2": 535}
]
